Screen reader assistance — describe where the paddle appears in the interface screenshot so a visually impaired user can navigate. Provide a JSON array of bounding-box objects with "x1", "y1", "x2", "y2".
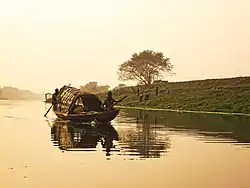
[
  {"x1": 44, "y1": 105, "x2": 53, "y2": 117},
  {"x1": 90, "y1": 95, "x2": 127, "y2": 123},
  {"x1": 108, "y1": 95, "x2": 127, "y2": 109}
]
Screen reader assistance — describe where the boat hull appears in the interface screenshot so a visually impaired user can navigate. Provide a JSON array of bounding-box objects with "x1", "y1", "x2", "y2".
[{"x1": 53, "y1": 109, "x2": 119, "y2": 123}]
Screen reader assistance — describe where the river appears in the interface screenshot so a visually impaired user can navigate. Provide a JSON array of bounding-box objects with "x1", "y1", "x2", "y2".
[{"x1": 0, "y1": 100, "x2": 250, "y2": 188}]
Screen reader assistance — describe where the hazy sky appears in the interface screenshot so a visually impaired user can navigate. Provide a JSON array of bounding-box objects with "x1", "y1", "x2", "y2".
[{"x1": 1, "y1": 0, "x2": 250, "y2": 93}]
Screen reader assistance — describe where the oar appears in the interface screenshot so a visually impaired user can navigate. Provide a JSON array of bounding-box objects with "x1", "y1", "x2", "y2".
[
  {"x1": 90, "y1": 96, "x2": 127, "y2": 123},
  {"x1": 44, "y1": 105, "x2": 52, "y2": 117},
  {"x1": 108, "y1": 95, "x2": 127, "y2": 109}
]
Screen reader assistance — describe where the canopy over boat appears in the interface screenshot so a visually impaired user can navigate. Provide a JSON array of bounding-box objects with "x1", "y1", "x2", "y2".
[{"x1": 56, "y1": 85, "x2": 103, "y2": 115}]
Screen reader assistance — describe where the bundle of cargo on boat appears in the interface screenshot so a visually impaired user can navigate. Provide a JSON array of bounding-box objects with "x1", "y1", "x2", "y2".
[
  {"x1": 44, "y1": 93, "x2": 52, "y2": 103},
  {"x1": 52, "y1": 85, "x2": 119, "y2": 123}
]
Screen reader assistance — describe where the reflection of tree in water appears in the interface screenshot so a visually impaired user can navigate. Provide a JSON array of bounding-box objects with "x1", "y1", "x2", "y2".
[
  {"x1": 50, "y1": 120, "x2": 119, "y2": 156},
  {"x1": 118, "y1": 111, "x2": 171, "y2": 158},
  {"x1": 122, "y1": 109, "x2": 250, "y2": 145}
]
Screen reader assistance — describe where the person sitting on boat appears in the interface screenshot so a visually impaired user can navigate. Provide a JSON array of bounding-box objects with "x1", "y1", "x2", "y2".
[
  {"x1": 52, "y1": 88, "x2": 59, "y2": 110},
  {"x1": 102, "y1": 91, "x2": 117, "y2": 111}
]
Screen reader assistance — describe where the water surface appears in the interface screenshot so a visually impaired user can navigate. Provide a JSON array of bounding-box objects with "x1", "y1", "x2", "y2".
[{"x1": 1, "y1": 100, "x2": 250, "y2": 188}]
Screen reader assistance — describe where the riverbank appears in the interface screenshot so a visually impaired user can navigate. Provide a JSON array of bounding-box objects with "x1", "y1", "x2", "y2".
[
  {"x1": 115, "y1": 105, "x2": 250, "y2": 117},
  {"x1": 98, "y1": 76, "x2": 250, "y2": 115}
]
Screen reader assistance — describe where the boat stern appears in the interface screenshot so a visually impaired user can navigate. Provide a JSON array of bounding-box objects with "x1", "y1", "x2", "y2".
[{"x1": 96, "y1": 109, "x2": 119, "y2": 123}]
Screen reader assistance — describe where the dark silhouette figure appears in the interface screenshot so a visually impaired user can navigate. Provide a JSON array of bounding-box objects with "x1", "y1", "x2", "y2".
[
  {"x1": 52, "y1": 88, "x2": 59, "y2": 110},
  {"x1": 103, "y1": 91, "x2": 117, "y2": 110},
  {"x1": 139, "y1": 94, "x2": 143, "y2": 102},
  {"x1": 155, "y1": 86, "x2": 159, "y2": 96}
]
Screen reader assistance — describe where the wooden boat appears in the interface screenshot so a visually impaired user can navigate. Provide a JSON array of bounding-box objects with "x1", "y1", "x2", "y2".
[
  {"x1": 52, "y1": 85, "x2": 119, "y2": 123},
  {"x1": 53, "y1": 109, "x2": 119, "y2": 123}
]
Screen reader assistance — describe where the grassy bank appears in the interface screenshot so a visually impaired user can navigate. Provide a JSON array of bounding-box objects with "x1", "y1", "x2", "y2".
[
  {"x1": 115, "y1": 106, "x2": 250, "y2": 117},
  {"x1": 98, "y1": 76, "x2": 250, "y2": 115}
]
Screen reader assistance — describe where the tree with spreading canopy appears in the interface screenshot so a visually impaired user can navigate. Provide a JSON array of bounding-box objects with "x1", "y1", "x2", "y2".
[{"x1": 117, "y1": 50, "x2": 174, "y2": 85}]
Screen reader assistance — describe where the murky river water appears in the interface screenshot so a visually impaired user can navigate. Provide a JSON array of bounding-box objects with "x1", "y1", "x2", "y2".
[{"x1": 1, "y1": 100, "x2": 250, "y2": 188}]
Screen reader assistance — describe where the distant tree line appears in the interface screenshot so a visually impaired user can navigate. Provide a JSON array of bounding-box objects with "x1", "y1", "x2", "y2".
[
  {"x1": 0, "y1": 86, "x2": 42, "y2": 100},
  {"x1": 80, "y1": 82, "x2": 110, "y2": 94}
]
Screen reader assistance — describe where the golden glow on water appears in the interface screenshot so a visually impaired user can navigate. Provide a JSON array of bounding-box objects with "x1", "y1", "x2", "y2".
[{"x1": 1, "y1": 101, "x2": 250, "y2": 188}]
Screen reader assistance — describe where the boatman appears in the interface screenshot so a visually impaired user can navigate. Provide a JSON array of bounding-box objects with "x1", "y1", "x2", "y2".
[
  {"x1": 102, "y1": 91, "x2": 117, "y2": 111},
  {"x1": 52, "y1": 88, "x2": 59, "y2": 110}
]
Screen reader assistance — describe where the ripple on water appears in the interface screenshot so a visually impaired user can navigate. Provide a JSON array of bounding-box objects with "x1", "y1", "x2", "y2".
[
  {"x1": 47, "y1": 107, "x2": 250, "y2": 160},
  {"x1": 4, "y1": 115, "x2": 28, "y2": 120},
  {"x1": 1, "y1": 103, "x2": 250, "y2": 188}
]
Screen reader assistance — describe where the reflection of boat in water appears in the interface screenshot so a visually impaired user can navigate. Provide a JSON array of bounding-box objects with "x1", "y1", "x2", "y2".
[
  {"x1": 50, "y1": 120, "x2": 119, "y2": 155},
  {"x1": 52, "y1": 86, "x2": 119, "y2": 123},
  {"x1": 44, "y1": 93, "x2": 52, "y2": 103},
  {"x1": 48, "y1": 114, "x2": 171, "y2": 159}
]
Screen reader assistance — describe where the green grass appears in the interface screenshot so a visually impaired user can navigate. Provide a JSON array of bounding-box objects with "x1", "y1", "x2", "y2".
[{"x1": 97, "y1": 76, "x2": 250, "y2": 115}]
